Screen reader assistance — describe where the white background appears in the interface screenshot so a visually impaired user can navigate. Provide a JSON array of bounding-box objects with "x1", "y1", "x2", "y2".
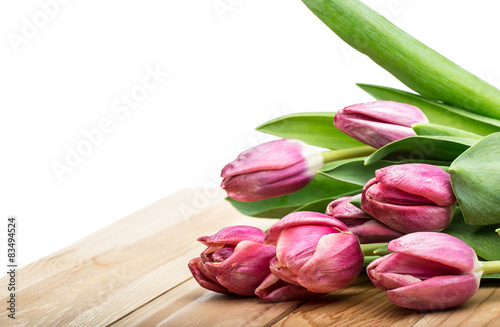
[{"x1": 1, "y1": 0, "x2": 500, "y2": 267}]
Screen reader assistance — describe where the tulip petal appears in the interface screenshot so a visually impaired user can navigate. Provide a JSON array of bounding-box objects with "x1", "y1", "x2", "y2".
[
  {"x1": 334, "y1": 101, "x2": 428, "y2": 148},
  {"x1": 275, "y1": 225, "x2": 334, "y2": 275},
  {"x1": 188, "y1": 257, "x2": 230, "y2": 294},
  {"x1": 210, "y1": 247, "x2": 235, "y2": 262},
  {"x1": 387, "y1": 274, "x2": 480, "y2": 310},
  {"x1": 216, "y1": 241, "x2": 276, "y2": 296},
  {"x1": 361, "y1": 199, "x2": 454, "y2": 233},
  {"x1": 255, "y1": 273, "x2": 326, "y2": 302},
  {"x1": 347, "y1": 219, "x2": 404, "y2": 244},
  {"x1": 370, "y1": 272, "x2": 422, "y2": 290},
  {"x1": 336, "y1": 118, "x2": 417, "y2": 149},
  {"x1": 265, "y1": 211, "x2": 350, "y2": 245},
  {"x1": 198, "y1": 225, "x2": 265, "y2": 246},
  {"x1": 367, "y1": 252, "x2": 464, "y2": 289},
  {"x1": 297, "y1": 233, "x2": 363, "y2": 293},
  {"x1": 270, "y1": 256, "x2": 299, "y2": 284},
  {"x1": 221, "y1": 139, "x2": 308, "y2": 177},
  {"x1": 375, "y1": 164, "x2": 456, "y2": 206},
  {"x1": 388, "y1": 232, "x2": 481, "y2": 273},
  {"x1": 326, "y1": 195, "x2": 372, "y2": 219},
  {"x1": 364, "y1": 182, "x2": 434, "y2": 205},
  {"x1": 221, "y1": 160, "x2": 314, "y2": 202},
  {"x1": 340, "y1": 101, "x2": 429, "y2": 127}
]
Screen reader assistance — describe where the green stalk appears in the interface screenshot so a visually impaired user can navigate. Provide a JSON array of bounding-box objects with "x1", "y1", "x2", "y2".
[
  {"x1": 481, "y1": 261, "x2": 500, "y2": 275},
  {"x1": 301, "y1": 0, "x2": 500, "y2": 120},
  {"x1": 321, "y1": 146, "x2": 375, "y2": 163},
  {"x1": 360, "y1": 243, "x2": 387, "y2": 256}
]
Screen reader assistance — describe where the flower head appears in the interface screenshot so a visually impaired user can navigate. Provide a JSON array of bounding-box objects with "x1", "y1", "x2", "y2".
[
  {"x1": 367, "y1": 232, "x2": 482, "y2": 310},
  {"x1": 334, "y1": 100, "x2": 428, "y2": 148},
  {"x1": 188, "y1": 226, "x2": 275, "y2": 296},
  {"x1": 264, "y1": 211, "x2": 363, "y2": 293},
  {"x1": 362, "y1": 164, "x2": 456, "y2": 233},
  {"x1": 221, "y1": 139, "x2": 323, "y2": 202}
]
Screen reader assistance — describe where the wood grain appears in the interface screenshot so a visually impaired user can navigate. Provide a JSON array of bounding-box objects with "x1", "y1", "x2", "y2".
[
  {"x1": 0, "y1": 189, "x2": 275, "y2": 327},
  {"x1": 112, "y1": 278, "x2": 304, "y2": 327},
  {"x1": 1, "y1": 189, "x2": 499, "y2": 327}
]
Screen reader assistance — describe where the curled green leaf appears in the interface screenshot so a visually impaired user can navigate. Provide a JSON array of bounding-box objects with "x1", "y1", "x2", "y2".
[
  {"x1": 256, "y1": 112, "x2": 364, "y2": 150},
  {"x1": 301, "y1": 0, "x2": 500, "y2": 119},
  {"x1": 364, "y1": 136, "x2": 473, "y2": 165},
  {"x1": 412, "y1": 123, "x2": 482, "y2": 140},
  {"x1": 449, "y1": 133, "x2": 500, "y2": 225}
]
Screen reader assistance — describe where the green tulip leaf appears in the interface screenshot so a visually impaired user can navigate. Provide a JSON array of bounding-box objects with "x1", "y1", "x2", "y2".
[
  {"x1": 413, "y1": 123, "x2": 482, "y2": 140},
  {"x1": 364, "y1": 136, "x2": 475, "y2": 165},
  {"x1": 482, "y1": 273, "x2": 500, "y2": 279},
  {"x1": 349, "y1": 196, "x2": 362, "y2": 210},
  {"x1": 302, "y1": 0, "x2": 500, "y2": 119},
  {"x1": 292, "y1": 197, "x2": 335, "y2": 214},
  {"x1": 226, "y1": 174, "x2": 361, "y2": 218},
  {"x1": 373, "y1": 245, "x2": 391, "y2": 256},
  {"x1": 358, "y1": 84, "x2": 500, "y2": 136},
  {"x1": 449, "y1": 133, "x2": 500, "y2": 225},
  {"x1": 292, "y1": 192, "x2": 361, "y2": 214},
  {"x1": 256, "y1": 112, "x2": 365, "y2": 150},
  {"x1": 320, "y1": 158, "x2": 390, "y2": 186},
  {"x1": 363, "y1": 256, "x2": 379, "y2": 267},
  {"x1": 444, "y1": 209, "x2": 500, "y2": 262}
]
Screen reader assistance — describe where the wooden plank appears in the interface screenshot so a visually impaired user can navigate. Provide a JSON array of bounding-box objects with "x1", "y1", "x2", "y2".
[
  {"x1": 0, "y1": 189, "x2": 276, "y2": 327},
  {"x1": 111, "y1": 278, "x2": 304, "y2": 327},
  {"x1": 273, "y1": 275, "x2": 500, "y2": 327}
]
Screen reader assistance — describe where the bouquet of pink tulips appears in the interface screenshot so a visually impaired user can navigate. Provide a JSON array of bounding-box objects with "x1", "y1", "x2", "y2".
[{"x1": 189, "y1": 0, "x2": 500, "y2": 311}]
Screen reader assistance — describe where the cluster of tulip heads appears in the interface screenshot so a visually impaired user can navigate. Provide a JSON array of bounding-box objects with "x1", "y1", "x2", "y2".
[{"x1": 188, "y1": 101, "x2": 492, "y2": 310}]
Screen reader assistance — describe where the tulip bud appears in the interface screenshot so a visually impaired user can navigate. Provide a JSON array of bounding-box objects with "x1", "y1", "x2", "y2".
[
  {"x1": 264, "y1": 211, "x2": 363, "y2": 294},
  {"x1": 188, "y1": 226, "x2": 276, "y2": 296},
  {"x1": 221, "y1": 139, "x2": 323, "y2": 202},
  {"x1": 361, "y1": 164, "x2": 456, "y2": 233},
  {"x1": 326, "y1": 195, "x2": 404, "y2": 243},
  {"x1": 367, "y1": 232, "x2": 482, "y2": 310},
  {"x1": 255, "y1": 273, "x2": 326, "y2": 302},
  {"x1": 334, "y1": 100, "x2": 428, "y2": 148}
]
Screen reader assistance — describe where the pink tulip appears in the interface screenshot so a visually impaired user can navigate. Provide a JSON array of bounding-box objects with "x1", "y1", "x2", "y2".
[
  {"x1": 264, "y1": 211, "x2": 363, "y2": 294},
  {"x1": 367, "y1": 232, "x2": 482, "y2": 310},
  {"x1": 334, "y1": 100, "x2": 428, "y2": 148},
  {"x1": 362, "y1": 164, "x2": 456, "y2": 233},
  {"x1": 188, "y1": 226, "x2": 276, "y2": 296},
  {"x1": 255, "y1": 273, "x2": 326, "y2": 302},
  {"x1": 221, "y1": 139, "x2": 323, "y2": 202},
  {"x1": 326, "y1": 195, "x2": 404, "y2": 243}
]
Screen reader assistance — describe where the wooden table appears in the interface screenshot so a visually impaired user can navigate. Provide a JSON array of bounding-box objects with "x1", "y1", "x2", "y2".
[{"x1": 1, "y1": 189, "x2": 499, "y2": 327}]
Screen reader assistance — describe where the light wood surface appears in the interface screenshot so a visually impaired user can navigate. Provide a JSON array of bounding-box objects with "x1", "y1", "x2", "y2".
[{"x1": 1, "y1": 189, "x2": 499, "y2": 327}]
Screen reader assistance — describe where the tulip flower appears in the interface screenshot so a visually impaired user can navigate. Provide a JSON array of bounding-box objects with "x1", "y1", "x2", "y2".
[
  {"x1": 367, "y1": 232, "x2": 483, "y2": 310},
  {"x1": 255, "y1": 273, "x2": 327, "y2": 302},
  {"x1": 188, "y1": 225, "x2": 276, "y2": 296},
  {"x1": 326, "y1": 195, "x2": 404, "y2": 243},
  {"x1": 221, "y1": 139, "x2": 324, "y2": 202},
  {"x1": 362, "y1": 164, "x2": 456, "y2": 233},
  {"x1": 334, "y1": 100, "x2": 428, "y2": 148},
  {"x1": 264, "y1": 211, "x2": 363, "y2": 293}
]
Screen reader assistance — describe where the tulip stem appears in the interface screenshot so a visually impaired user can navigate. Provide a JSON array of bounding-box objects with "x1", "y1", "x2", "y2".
[
  {"x1": 480, "y1": 261, "x2": 500, "y2": 275},
  {"x1": 321, "y1": 146, "x2": 376, "y2": 163},
  {"x1": 360, "y1": 243, "x2": 388, "y2": 256}
]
